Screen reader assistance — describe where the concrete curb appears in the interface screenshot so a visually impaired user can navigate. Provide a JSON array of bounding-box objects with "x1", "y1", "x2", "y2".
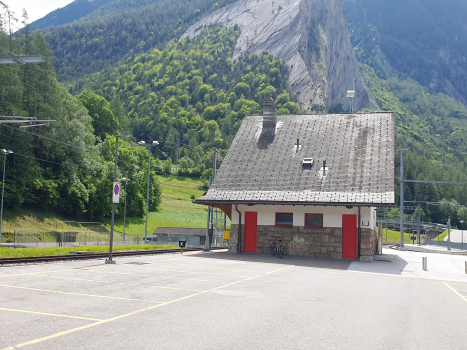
[{"x1": 402, "y1": 244, "x2": 467, "y2": 255}]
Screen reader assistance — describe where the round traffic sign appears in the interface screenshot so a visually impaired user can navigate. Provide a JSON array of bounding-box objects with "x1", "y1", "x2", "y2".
[{"x1": 114, "y1": 184, "x2": 120, "y2": 195}]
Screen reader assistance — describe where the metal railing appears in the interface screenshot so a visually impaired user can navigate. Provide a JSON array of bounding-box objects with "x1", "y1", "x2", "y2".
[{"x1": 0, "y1": 230, "x2": 227, "y2": 248}]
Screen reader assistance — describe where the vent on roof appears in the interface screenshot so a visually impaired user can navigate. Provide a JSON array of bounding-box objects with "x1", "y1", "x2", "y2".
[{"x1": 302, "y1": 158, "x2": 314, "y2": 167}]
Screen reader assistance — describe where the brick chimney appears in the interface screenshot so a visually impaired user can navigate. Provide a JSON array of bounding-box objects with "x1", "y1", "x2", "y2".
[{"x1": 262, "y1": 97, "x2": 277, "y2": 129}]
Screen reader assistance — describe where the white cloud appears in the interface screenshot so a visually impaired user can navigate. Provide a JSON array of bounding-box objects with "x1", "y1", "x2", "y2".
[{"x1": 3, "y1": 0, "x2": 74, "y2": 29}]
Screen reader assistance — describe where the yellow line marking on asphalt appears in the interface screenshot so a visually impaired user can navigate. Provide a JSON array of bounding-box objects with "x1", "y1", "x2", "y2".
[
  {"x1": 104, "y1": 271, "x2": 222, "y2": 283},
  {"x1": 29, "y1": 274, "x2": 109, "y2": 284},
  {"x1": 148, "y1": 285, "x2": 203, "y2": 292},
  {"x1": 30, "y1": 273, "x2": 202, "y2": 292},
  {"x1": 143, "y1": 257, "x2": 183, "y2": 264},
  {"x1": 0, "y1": 266, "x2": 107, "y2": 279},
  {"x1": 1, "y1": 264, "x2": 295, "y2": 350},
  {"x1": 156, "y1": 262, "x2": 256, "y2": 272},
  {"x1": 0, "y1": 308, "x2": 103, "y2": 321},
  {"x1": 0, "y1": 284, "x2": 163, "y2": 304},
  {"x1": 115, "y1": 265, "x2": 249, "y2": 277},
  {"x1": 443, "y1": 282, "x2": 467, "y2": 304},
  {"x1": 0, "y1": 268, "x2": 77, "y2": 278}
]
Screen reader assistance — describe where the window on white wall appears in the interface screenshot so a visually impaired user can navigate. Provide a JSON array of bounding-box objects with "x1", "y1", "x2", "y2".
[
  {"x1": 305, "y1": 214, "x2": 323, "y2": 227},
  {"x1": 276, "y1": 213, "x2": 293, "y2": 226}
]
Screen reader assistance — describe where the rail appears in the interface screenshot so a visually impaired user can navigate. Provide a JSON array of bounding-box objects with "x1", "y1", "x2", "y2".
[{"x1": 0, "y1": 247, "x2": 226, "y2": 265}]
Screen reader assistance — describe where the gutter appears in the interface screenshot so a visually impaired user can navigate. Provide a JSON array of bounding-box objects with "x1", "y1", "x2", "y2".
[
  {"x1": 235, "y1": 204, "x2": 242, "y2": 254},
  {"x1": 193, "y1": 199, "x2": 394, "y2": 208},
  {"x1": 357, "y1": 206, "x2": 361, "y2": 259}
]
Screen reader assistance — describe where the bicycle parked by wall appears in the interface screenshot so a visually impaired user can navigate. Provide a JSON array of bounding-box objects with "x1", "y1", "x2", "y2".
[{"x1": 270, "y1": 236, "x2": 284, "y2": 259}]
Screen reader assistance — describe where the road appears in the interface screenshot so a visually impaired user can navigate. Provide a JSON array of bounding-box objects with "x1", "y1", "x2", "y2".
[{"x1": 1, "y1": 249, "x2": 467, "y2": 349}]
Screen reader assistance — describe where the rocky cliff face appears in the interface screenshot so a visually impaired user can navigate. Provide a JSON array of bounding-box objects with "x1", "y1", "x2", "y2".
[{"x1": 183, "y1": 0, "x2": 376, "y2": 112}]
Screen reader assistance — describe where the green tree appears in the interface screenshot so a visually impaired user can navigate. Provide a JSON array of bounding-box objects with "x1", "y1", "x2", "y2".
[
  {"x1": 163, "y1": 158, "x2": 173, "y2": 174},
  {"x1": 78, "y1": 90, "x2": 119, "y2": 140},
  {"x1": 233, "y1": 82, "x2": 250, "y2": 97}
]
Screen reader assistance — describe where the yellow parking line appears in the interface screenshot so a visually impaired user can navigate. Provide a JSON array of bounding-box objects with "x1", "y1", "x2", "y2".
[
  {"x1": 29, "y1": 274, "x2": 109, "y2": 284},
  {"x1": 104, "y1": 271, "x2": 222, "y2": 283},
  {"x1": 1, "y1": 264, "x2": 295, "y2": 350},
  {"x1": 117, "y1": 265, "x2": 248, "y2": 277},
  {"x1": 30, "y1": 273, "x2": 202, "y2": 292},
  {"x1": 0, "y1": 266, "x2": 105, "y2": 278},
  {"x1": 148, "y1": 285, "x2": 202, "y2": 292},
  {"x1": 0, "y1": 284, "x2": 163, "y2": 304},
  {"x1": 157, "y1": 262, "x2": 255, "y2": 272},
  {"x1": 0, "y1": 268, "x2": 75, "y2": 278},
  {"x1": 444, "y1": 282, "x2": 467, "y2": 304},
  {"x1": 0, "y1": 308, "x2": 102, "y2": 321}
]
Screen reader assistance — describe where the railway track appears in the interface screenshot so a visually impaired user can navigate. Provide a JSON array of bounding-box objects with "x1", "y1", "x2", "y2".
[{"x1": 0, "y1": 247, "x2": 226, "y2": 265}]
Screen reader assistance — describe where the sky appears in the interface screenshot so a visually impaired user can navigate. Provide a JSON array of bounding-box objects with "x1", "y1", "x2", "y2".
[{"x1": 3, "y1": 0, "x2": 74, "y2": 29}]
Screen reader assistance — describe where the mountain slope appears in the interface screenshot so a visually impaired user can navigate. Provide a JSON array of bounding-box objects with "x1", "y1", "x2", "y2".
[
  {"x1": 78, "y1": 26, "x2": 295, "y2": 166},
  {"x1": 343, "y1": 0, "x2": 467, "y2": 107},
  {"x1": 183, "y1": 0, "x2": 376, "y2": 112},
  {"x1": 30, "y1": 0, "x2": 115, "y2": 30},
  {"x1": 42, "y1": 0, "x2": 236, "y2": 82}
]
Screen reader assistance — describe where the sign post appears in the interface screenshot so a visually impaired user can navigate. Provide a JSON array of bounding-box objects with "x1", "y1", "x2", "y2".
[
  {"x1": 179, "y1": 240, "x2": 186, "y2": 254},
  {"x1": 113, "y1": 182, "x2": 120, "y2": 203}
]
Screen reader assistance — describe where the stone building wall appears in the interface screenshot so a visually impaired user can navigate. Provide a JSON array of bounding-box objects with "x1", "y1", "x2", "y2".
[
  {"x1": 228, "y1": 224, "x2": 376, "y2": 260},
  {"x1": 360, "y1": 228, "x2": 377, "y2": 262}
]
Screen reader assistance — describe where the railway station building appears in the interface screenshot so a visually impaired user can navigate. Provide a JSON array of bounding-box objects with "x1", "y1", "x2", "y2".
[{"x1": 194, "y1": 99, "x2": 395, "y2": 261}]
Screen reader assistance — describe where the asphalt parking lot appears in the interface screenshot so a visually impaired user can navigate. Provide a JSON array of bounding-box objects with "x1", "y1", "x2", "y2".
[{"x1": 1, "y1": 249, "x2": 467, "y2": 350}]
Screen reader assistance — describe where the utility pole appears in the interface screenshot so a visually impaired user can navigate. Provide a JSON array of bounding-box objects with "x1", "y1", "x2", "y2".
[
  {"x1": 205, "y1": 176, "x2": 212, "y2": 251},
  {"x1": 346, "y1": 78, "x2": 356, "y2": 113},
  {"x1": 417, "y1": 203, "x2": 421, "y2": 245},
  {"x1": 174, "y1": 132, "x2": 180, "y2": 175},
  {"x1": 204, "y1": 148, "x2": 217, "y2": 251},
  {"x1": 122, "y1": 178, "x2": 130, "y2": 242},
  {"x1": 138, "y1": 140, "x2": 159, "y2": 244},
  {"x1": 399, "y1": 149, "x2": 407, "y2": 249},
  {"x1": 106, "y1": 135, "x2": 130, "y2": 264},
  {"x1": 447, "y1": 216, "x2": 451, "y2": 251},
  {"x1": 211, "y1": 148, "x2": 217, "y2": 244},
  {"x1": 0, "y1": 149, "x2": 13, "y2": 239}
]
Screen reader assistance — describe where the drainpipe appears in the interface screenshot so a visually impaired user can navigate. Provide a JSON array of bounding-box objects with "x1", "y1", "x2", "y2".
[
  {"x1": 235, "y1": 204, "x2": 242, "y2": 253},
  {"x1": 357, "y1": 206, "x2": 361, "y2": 259}
]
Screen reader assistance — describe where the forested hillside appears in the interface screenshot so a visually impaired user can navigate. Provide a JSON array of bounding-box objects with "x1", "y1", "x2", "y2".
[
  {"x1": 0, "y1": 16, "x2": 162, "y2": 220},
  {"x1": 7, "y1": 0, "x2": 467, "y2": 225},
  {"x1": 30, "y1": 0, "x2": 115, "y2": 30},
  {"x1": 343, "y1": 0, "x2": 467, "y2": 107},
  {"x1": 76, "y1": 25, "x2": 297, "y2": 172},
  {"x1": 41, "y1": 0, "x2": 236, "y2": 82},
  {"x1": 344, "y1": 1, "x2": 467, "y2": 224}
]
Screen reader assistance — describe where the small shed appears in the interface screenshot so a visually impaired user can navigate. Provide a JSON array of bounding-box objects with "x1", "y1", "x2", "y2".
[{"x1": 194, "y1": 99, "x2": 394, "y2": 261}]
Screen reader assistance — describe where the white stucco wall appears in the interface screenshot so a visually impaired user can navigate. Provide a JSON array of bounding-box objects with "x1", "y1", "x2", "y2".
[{"x1": 231, "y1": 204, "x2": 374, "y2": 228}]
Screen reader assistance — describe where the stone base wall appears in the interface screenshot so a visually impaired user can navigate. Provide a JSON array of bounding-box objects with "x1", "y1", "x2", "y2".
[
  {"x1": 227, "y1": 224, "x2": 240, "y2": 253},
  {"x1": 256, "y1": 225, "x2": 343, "y2": 259},
  {"x1": 360, "y1": 228, "x2": 377, "y2": 262},
  {"x1": 228, "y1": 224, "x2": 376, "y2": 260}
]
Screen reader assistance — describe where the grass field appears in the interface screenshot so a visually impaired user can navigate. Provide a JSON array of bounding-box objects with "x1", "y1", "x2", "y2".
[
  {"x1": 437, "y1": 230, "x2": 449, "y2": 241},
  {"x1": 0, "y1": 244, "x2": 178, "y2": 258},
  {"x1": 0, "y1": 208, "x2": 107, "y2": 234},
  {"x1": 1, "y1": 175, "x2": 211, "y2": 238},
  {"x1": 378, "y1": 227, "x2": 426, "y2": 243},
  {"x1": 378, "y1": 227, "x2": 448, "y2": 243},
  {"x1": 105, "y1": 174, "x2": 212, "y2": 235}
]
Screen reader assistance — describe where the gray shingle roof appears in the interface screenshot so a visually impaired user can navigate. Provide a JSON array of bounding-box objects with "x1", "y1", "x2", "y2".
[{"x1": 195, "y1": 112, "x2": 395, "y2": 206}]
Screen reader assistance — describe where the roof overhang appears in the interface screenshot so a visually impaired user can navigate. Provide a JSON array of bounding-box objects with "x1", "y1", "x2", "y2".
[{"x1": 193, "y1": 199, "x2": 394, "y2": 208}]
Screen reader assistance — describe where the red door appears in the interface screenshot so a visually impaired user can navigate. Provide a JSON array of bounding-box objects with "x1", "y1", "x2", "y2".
[
  {"x1": 244, "y1": 212, "x2": 257, "y2": 252},
  {"x1": 342, "y1": 214, "x2": 357, "y2": 259}
]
